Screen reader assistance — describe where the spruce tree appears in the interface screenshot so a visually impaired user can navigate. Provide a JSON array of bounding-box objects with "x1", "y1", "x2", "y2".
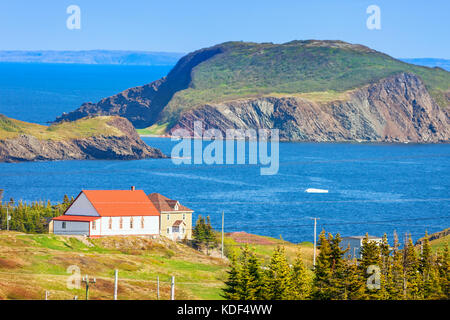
[
  {"x1": 359, "y1": 234, "x2": 384, "y2": 299},
  {"x1": 342, "y1": 258, "x2": 365, "y2": 300},
  {"x1": 221, "y1": 252, "x2": 240, "y2": 300},
  {"x1": 237, "y1": 246, "x2": 264, "y2": 300},
  {"x1": 328, "y1": 233, "x2": 348, "y2": 299},
  {"x1": 388, "y1": 232, "x2": 404, "y2": 299},
  {"x1": 403, "y1": 235, "x2": 422, "y2": 299},
  {"x1": 289, "y1": 250, "x2": 311, "y2": 299},
  {"x1": 312, "y1": 230, "x2": 333, "y2": 299},
  {"x1": 419, "y1": 232, "x2": 436, "y2": 299},
  {"x1": 263, "y1": 246, "x2": 291, "y2": 300},
  {"x1": 436, "y1": 243, "x2": 450, "y2": 299}
]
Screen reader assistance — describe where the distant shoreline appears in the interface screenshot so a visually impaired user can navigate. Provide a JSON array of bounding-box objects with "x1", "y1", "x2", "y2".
[{"x1": 139, "y1": 134, "x2": 449, "y2": 144}]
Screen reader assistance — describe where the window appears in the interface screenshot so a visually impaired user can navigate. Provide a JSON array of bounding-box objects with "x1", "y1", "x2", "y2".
[
  {"x1": 182, "y1": 227, "x2": 185, "y2": 234},
  {"x1": 183, "y1": 213, "x2": 185, "y2": 220},
  {"x1": 130, "y1": 217, "x2": 134, "y2": 229},
  {"x1": 167, "y1": 227, "x2": 170, "y2": 234},
  {"x1": 141, "y1": 217, "x2": 145, "y2": 229},
  {"x1": 167, "y1": 214, "x2": 170, "y2": 220},
  {"x1": 109, "y1": 218, "x2": 112, "y2": 229},
  {"x1": 62, "y1": 222, "x2": 66, "y2": 229},
  {"x1": 119, "y1": 217, "x2": 123, "y2": 229},
  {"x1": 92, "y1": 221, "x2": 96, "y2": 230},
  {"x1": 175, "y1": 203, "x2": 179, "y2": 210}
]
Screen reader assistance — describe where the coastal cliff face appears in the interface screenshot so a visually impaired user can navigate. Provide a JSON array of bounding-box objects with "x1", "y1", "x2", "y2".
[
  {"x1": 0, "y1": 116, "x2": 166, "y2": 162},
  {"x1": 170, "y1": 73, "x2": 450, "y2": 142}
]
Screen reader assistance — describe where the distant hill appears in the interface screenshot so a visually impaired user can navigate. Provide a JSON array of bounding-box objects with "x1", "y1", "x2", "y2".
[
  {"x1": 56, "y1": 40, "x2": 450, "y2": 142},
  {"x1": 0, "y1": 115, "x2": 165, "y2": 162},
  {"x1": 400, "y1": 58, "x2": 450, "y2": 71},
  {"x1": 0, "y1": 50, "x2": 184, "y2": 65}
]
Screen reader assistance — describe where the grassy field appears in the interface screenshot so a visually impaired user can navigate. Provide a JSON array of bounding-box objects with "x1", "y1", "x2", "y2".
[
  {"x1": 429, "y1": 234, "x2": 450, "y2": 252},
  {"x1": 0, "y1": 231, "x2": 312, "y2": 300},
  {"x1": 136, "y1": 123, "x2": 170, "y2": 136},
  {"x1": 0, "y1": 115, "x2": 124, "y2": 140}
]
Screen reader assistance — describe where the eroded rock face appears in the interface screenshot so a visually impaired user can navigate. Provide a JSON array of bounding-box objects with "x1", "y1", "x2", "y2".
[
  {"x1": 0, "y1": 117, "x2": 166, "y2": 163},
  {"x1": 170, "y1": 73, "x2": 450, "y2": 142}
]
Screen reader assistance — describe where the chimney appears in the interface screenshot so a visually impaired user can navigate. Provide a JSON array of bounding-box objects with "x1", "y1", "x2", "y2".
[{"x1": 131, "y1": 186, "x2": 135, "y2": 191}]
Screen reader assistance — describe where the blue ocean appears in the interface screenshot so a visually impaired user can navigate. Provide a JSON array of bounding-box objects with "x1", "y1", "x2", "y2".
[{"x1": 0, "y1": 63, "x2": 449, "y2": 243}]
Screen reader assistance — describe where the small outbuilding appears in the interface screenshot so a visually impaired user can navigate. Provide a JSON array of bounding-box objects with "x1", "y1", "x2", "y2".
[{"x1": 341, "y1": 235, "x2": 383, "y2": 259}]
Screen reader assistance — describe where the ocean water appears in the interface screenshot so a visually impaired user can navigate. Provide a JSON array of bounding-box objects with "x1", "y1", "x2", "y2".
[
  {"x1": 0, "y1": 63, "x2": 449, "y2": 243},
  {"x1": 0, "y1": 63, "x2": 172, "y2": 125}
]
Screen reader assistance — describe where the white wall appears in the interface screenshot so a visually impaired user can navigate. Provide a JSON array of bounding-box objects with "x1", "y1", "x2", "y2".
[
  {"x1": 65, "y1": 193, "x2": 99, "y2": 216},
  {"x1": 53, "y1": 220, "x2": 90, "y2": 236},
  {"x1": 99, "y1": 216, "x2": 159, "y2": 236}
]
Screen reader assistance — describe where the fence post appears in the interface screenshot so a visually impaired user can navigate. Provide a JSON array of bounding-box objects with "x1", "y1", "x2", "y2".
[
  {"x1": 114, "y1": 269, "x2": 118, "y2": 300},
  {"x1": 157, "y1": 276, "x2": 160, "y2": 300},
  {"x1": 171, "y1": 276, "x2": 175, "y2": 300}
]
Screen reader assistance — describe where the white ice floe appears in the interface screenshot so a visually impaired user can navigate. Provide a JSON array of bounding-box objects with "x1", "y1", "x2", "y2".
[{"x1": 305, "y1": 188, "x2": 329, "y2": 193}]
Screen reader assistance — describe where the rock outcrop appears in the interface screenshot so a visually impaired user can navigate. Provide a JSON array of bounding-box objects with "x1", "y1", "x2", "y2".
[
  {"x1": 0, "y1": 117, "x2": 166, "y2": 162},
  {"x1": 170, "y1": 73, "x2": 450, "y2": 142}
]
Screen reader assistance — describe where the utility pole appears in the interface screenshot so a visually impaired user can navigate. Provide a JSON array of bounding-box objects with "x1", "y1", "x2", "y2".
[
  {"x1": 157, "y1": 276, "x2": 160, "y2": 300},
  {"x1": 114, "y1": 269, "x2": 118, "y2": 300},
  {"x1": 82, "y1": 275, "x2": 96, "y2": 300},
  {"x1": 171, "y1": 276, "x2": 175, "y2": 300},
  {"x1": 6, "y1": 207, "x2": 10, "y2": 231},
  {"x1": 221, "y1": 211, "x2": 224, "y2": 259},
  {"x1": 310, "y1": 217, "x2": 320, "y2": 267}
]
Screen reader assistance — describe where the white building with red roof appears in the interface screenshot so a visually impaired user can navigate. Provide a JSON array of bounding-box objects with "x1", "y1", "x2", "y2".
[{"x1": 52, "y1": 187, "x2": 160, "y2": 237}]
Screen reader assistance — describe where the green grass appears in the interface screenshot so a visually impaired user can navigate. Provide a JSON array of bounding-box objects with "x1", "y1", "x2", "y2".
[
  {"x1": 429, "y1": 234, "x2": 450, "y2": 252},
  {"x1": 0, "y1": 231, "x2": 314, "y2": 300},
  {"x1": 136, "y1": 122, "x2": 170, "y2": 135},
  {"x1": 156, "y1": 40, "x2": 450, "y2": 126},
  {"x1": 0, "y1": 115, "x2": 124, "y2": 140}
]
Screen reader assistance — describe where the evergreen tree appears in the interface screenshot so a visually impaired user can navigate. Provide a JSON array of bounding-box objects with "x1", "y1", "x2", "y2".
[
  {"x1": 328, "y1": 233, "x2": 348, "y2": 299},
  {"x1": 388, "y1": 232, "x2": 404, "y2": 300},
  {"x1": 221, "y1": 252, "x2": 240, "y2": 300},
  {"x1": 403, "y1": 235, "x2": 422, "y2": 299},
  {"x1": 436, "y1": 243, "x2": 450, "y2": 299},
  {"x1": 312, "y1": 230, "x2": 333, "y2": 299},
  {"x1": 359, "y1": 233, "x2": 385, "y2": 299},
  {"x1": 193, "y1": 215, "x2": 206, "y2": 244},
  {"x1": 289, "y1": 250, "x2": 311, "y2": 299},
  {"x1": 237, "y1": 246, "x2": 264, "y2": 300},
  {"x1": 263, "y1": 246, "x2": 291, "y2": 300},
  {"x1": 419, "y1": 232, "x2": 439, "y2": 299},
  {"x1": 341, "y1": 258, "x2": 365, "y2": 300}
]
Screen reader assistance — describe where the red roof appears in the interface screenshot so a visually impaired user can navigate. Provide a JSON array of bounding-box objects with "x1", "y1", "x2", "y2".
[
  {"x1": 52, "y1": 215, "x2": 100, "y2": 222},
  {"x1": 148, "y1": 193, "x2": 193, "y2": 213},
  {"x1": 81, "y1": 190, "x2": 160, "y2": 217}
]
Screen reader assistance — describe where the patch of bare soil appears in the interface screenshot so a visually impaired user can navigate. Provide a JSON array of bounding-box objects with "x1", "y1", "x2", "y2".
[{"x1": 227, "y1": 232, "x2": 278, "y2": 245}]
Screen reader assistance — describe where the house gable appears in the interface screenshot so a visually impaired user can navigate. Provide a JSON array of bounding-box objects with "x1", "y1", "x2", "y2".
[{"x1": 65, "y1": 192, "x2": 100, "y2": 216}]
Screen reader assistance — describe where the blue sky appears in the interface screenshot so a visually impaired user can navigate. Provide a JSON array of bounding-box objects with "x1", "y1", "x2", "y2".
[{"x1": 0, "y1": 0, "x2": 448, "y2": 58}]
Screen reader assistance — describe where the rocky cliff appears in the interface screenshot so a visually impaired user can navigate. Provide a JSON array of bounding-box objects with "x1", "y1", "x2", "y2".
[
  {"x1": 0, "y1": 116, "x2": 166, "y2": 162},
  {"x1": 170, "y1": 73, "x2": 450, "y2": 142}
]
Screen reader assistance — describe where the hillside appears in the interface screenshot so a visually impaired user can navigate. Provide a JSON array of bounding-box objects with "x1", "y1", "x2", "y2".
[
  {"x1": 55, "y1": 40, "x2": 450, "y2": 142},
  {"x1": 0, "y1": 231, "x2": 312, "y2": 300},
  {"x1": 0, "y1": 115, "x2": 165, "y2": 162}
]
